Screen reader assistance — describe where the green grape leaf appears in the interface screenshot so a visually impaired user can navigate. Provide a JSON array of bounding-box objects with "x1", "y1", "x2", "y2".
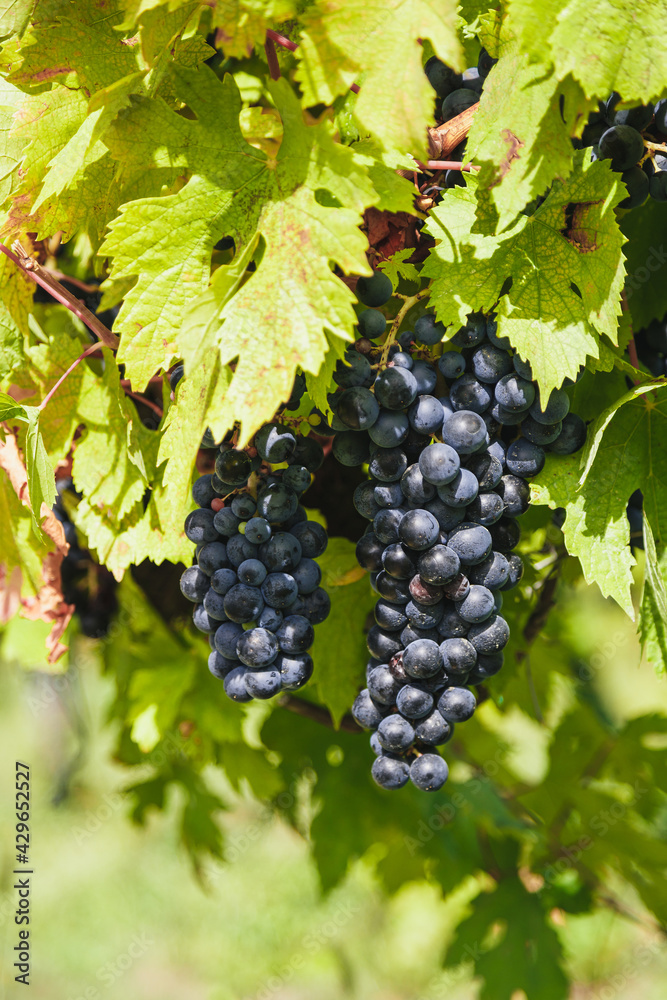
[
  {"x1": 621, "y1": 199, "x2": 667, "y2": 331},
  {"x1": 5, "y1": 1, "x2": 140, "y2": 93},
  {"x1": 533, "y1": 387, "x2": 667, "y2": 615},
  {"x1": 532, "y1": 452, "x2": 635, "y2": 616},
  {"x1": 0, "y1": 389, "x2": 26, "y2": 421},
  {"x1": 423, "y1": 153, "x2": 626, "y2": 395},
  {"x1": 448, "y1": 878, "x2": 568, "y2": 1000},
  {"x1": 103, "y1": 68, "x2": 377, "y2": 441},
  {"x1": 577, "y1": 380, "x2": 665, "y2": 484},
  {"x1": 71, "y1": 354, "x2": 159, "y2": 522},
  {"x1": 640, "y1": 517, "x2": 667, "y2": 675},
  {"x1": 9, "y1": 324, "x2": 93, "y2": 460},
  {"x1": 467, "y1": 35, "x2": 590, "y2": 231},
  {"x1": 311, "y1": 537, "x2": 375, "y2": 727},
  {"x1": 349, "y1": 139, "x2": 417, "y2": 215},
  {"x1": 0, "y1": 392, "x2": 55, "y2": 535},
  {"x1": 296, "y1": 0, "x2": 462, "y2": 156},
  {"x1": 157, "y1": 352, "x2": 231, "y2": 537},
  {"x1": 303, "y1": 331, "x2": 347, "y2": 418},
  {"x1": 209, "y1": 0, "x2": 298, "y2": 58},
  {"x1": 509, "y1": 0, "x2": 667, "y2": 103},
  {"x1": 74, "y1": 485, "x2": 193, "y2": 581},
  {"x1": 0, "y1": 0, "x2": 34, "y2": 38},
  {"x1": 10, "y1": 339, "x2": 190, "y2": 578},
  {"x1": 0, "y1": 2, "x2": 206, "y2": 248},
  {"x1": 0, "y1": 434, "x2": 50, "y2": 591},
  {"x1": 0, "y1": 250, "x2": 31, "y2": 375},
  {"x1": 379, "y1": 247, "x2": 421, "y2": 286},
  {"x1": 23, "y1": 410, "x2": 56, "y2": 536}
]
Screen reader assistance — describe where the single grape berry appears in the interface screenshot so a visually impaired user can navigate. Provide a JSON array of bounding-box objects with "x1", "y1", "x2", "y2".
[
  {"x1": 374, "y1": 367, "x2": 419, "y2": 409},
  {"x1": 598, "y1": 124, "x2": 645, "y2": 171},
  {"x1": 245, "y1": 668, "x2": 282, "y2": 700},
  {"x1": 438, "y1": 686, "x2": 476, "y2": 722},
  {"x1": 358, "y1": 309, "x2": 387, "y2": 339},
  {"x1": 368, "y1": 410, "x2": 410, "y2": 448},
  {"x1": 438, "y1": 469, "x2": 479, "y2": 507},
  {"x1": 372, "y1": 755, "x2": 410, "y2": 790},
  {"x1": 417, "y1": 544, "x2": 460, "y2": 585},
  {"x1": 369, "y1": 447, "x2": 409, "y2": 483},
  {"x1": 255, "y1": 423, "x2": 297, "y2": 463},
  {"x1": 403, "y1": 638, "x2": 443, "y2": 678},
  {"x1": 506, "y1": 438, "x2": 546, "y2": 478},
  {"x1": 399, "y1": 509, "x2": 441, "y2": 550},
  {"x1": 418, "y1": 443, "x2": 461, "y2": 487},
  {"x1": 447, "y1": 522, "x2": 492, "y2": 565},
  {"x1": 352, "y1": 689, "x2": 385, "y2": 729},
  {"x1": 377, "y1": 714, "x2": 415, "y2": 753},
  {"x1": 410, "y1": 753, "x2": 449, "y2": 791},
  {"x1": 278, "y1": 652, "x2": 314, "y2": 690},
  {"x1": 215, "y1": 448, "x2": 251, "y2": 487},
  {"x1": 236, "y1": 627, "x2": 279, "y2": 668},
  {"x1": 184, "y1": 509, "x2": 218, "y2": 544},
  {"x1": 438, "y1": 351, "x2": 466, "y2": 380},
  {"x1": 442, "y1": 410, "x2": 488, "y2": 454},
  {"x1": 180, "y1": 565, "x2": 209, "y2": 603},
  {"x1": 335, "y1": 386, "x2": 380, "y2": 430},
  {"x1": 356, "y1": 271, "x2": 393, "y2": 307},
  {"x1": 441, "y1": 88, "x2": 478, "y2": 122},
  {"x1": 414, "y1": 312, "x2": 446, "y2": 345}
]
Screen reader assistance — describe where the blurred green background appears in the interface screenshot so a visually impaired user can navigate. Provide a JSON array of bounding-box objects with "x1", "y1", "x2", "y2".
[{"x1": 1, "y1": 572, "x2": 666, "y2": 1000}]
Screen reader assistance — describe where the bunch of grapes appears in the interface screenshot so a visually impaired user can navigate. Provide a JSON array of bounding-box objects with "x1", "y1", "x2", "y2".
[
  {"x1": 579, "y1": 94, "x2": 667, "y2": 207},
  {"x1": 329, "y1": 272, "x2": 587, "y2": 791},
  {"x1": 177, "y1": 372, "x2": 331, "y2": 704}
]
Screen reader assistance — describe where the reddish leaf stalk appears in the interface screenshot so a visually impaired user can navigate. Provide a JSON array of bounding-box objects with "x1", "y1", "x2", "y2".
[
  {"x1": 627, "y1": 337, "x2": 640, "y2": 371},
  {"x1": 124, "y1": 390, "x2": 163, "y2": 419},
  {"x1": 266, "y1": 28, "x2": 298, "y2": 52},
  {"x1": 38, "y1": 343, "x2": 103, "y2": 412},
  {"x1": 264, "y1": 36, "x2": 281, "y2": 80},
  {"x1": 265, "y1": 29, "x2": 360, "y2": 93}
]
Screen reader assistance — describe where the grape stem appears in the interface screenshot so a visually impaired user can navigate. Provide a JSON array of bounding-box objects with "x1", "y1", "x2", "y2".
[
  {"x1": 379, "y1": 288, "x2": 431, "y2": 367},
  {"x1": 643, "y1": 139, "x2": 667, "y2": 154},
  {"x1": 0, "y1": 241, "x2": 119, "y2": 350},
  {"x1": 426, "y1": 161, "x2": 479, "y2": 172},
  {"x1": 279, "y1": 693, "x2": 361, "y2": 733}
]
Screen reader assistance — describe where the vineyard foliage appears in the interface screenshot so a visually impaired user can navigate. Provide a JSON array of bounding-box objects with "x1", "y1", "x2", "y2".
[{"x1": 1, "y1": 0, "x2": 667, "y2": 994}]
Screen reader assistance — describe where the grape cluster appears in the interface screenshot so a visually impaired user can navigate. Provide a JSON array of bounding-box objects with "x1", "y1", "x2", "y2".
[
  {"x1": 579, "y1": 94, "x2": 667, "y2": 207},
  {"x1": 424, "y1": 48, "x2": 495, "y2": 190},
  {"x1": 178, "y1": 382, "x2": 331, "y2": 703},
  {"x1": 330, "y1": 274, "x2": 587, "y2": 791}
]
